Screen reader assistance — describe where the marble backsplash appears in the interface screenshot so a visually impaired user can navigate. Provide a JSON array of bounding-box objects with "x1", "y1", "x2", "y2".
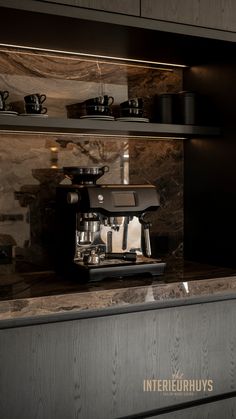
[
  {"x1": 0, "y1": 133, "x2": 127, "y2": 269},
  {"x1": 0, "y1": 47, "x2": 183, "y2": 272},
  {"x1": 0, "y1": 134, "x2": 183, "y2": 272}
]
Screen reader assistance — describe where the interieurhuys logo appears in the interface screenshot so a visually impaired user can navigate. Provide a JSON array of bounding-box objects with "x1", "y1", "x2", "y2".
[{"x1": 143, "y1": 373, "x2": 214, "y2": 396}]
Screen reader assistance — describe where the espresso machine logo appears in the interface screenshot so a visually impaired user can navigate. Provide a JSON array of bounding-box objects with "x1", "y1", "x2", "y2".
[{"x1": 143, "y1": 373, "x2": 213, "y2": 395}]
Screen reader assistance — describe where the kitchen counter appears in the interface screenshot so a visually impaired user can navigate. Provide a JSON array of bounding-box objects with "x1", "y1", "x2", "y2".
[
  {"x1": 0, "y1": 260, "x2": 236, "y2": 326},
  {"x1": 1, "y1": 261, "x2": 236, "y2": 419}
]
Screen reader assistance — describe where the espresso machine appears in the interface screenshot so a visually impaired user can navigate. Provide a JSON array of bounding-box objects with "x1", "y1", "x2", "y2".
[{"x1": 56, "y1": 166, "x2": 166, "y2": 281}]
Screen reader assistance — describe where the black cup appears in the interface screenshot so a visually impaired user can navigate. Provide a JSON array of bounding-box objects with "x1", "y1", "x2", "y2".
[
  {"x1": 0, "y1": 90, "x2": 9, "y2": 111},
  {"x1": 24, "y1": 93, "x2": 46, "y2": 105},
  {"x1": 25, "y1": 102, "x2": 47, "y2": 114},
  {"x1": 86, "y1": 105, "x2": 111, "y2": 116},
  {"x1": 120, "y1": 107, "x2": 143, "y2": 117},
  {"x1": 85, "y1": 95, "x2": 114, "y2": 107},
  {"x1": 120, "y1": 98, "x2": 143, "y2": 108}
]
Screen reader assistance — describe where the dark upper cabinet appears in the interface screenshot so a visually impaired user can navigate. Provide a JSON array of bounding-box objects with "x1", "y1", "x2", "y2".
[
  {"x1": 40, "y1": 0, "x2": 141, "y2": 16},
  {"x1": 141, "y1": 0, "x2": 236, "y2": 32}
]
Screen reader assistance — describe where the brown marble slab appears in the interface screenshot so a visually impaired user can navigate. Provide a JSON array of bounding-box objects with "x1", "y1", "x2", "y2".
[{"x1": 0, "y1": 262, "x2": 236, "y2": 322}]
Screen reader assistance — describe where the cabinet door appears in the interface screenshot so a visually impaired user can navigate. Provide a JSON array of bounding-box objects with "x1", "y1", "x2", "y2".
[
  {"x1": 141, "y1": 0, "x2": 236, "y2": 32},
  {"x1": 141, "y1": 0, "x2": 201, "y2": 26},
  {"x1": 0, "y1": 299, "x2": 236, "y2": 419},
  {"x1": 41, "y1": 0, "x2": 140, "y2": 16}
]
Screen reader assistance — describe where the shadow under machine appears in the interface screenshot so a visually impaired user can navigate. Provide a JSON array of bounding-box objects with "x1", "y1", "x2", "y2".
[{"x1": 56, "y1": 166, "x2": 166, "y2": 281}]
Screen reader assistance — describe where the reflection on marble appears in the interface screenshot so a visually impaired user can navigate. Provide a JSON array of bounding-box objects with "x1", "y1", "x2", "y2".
[
  {"x1": 0, "y1": 262, "x2": 236, "y2": 321},
  {"x1": 0, "y1": 47, "x2": 182, "y2": 83},
  {"x1": 0, "y1": 47, "x2": 129, "y2": 116}
]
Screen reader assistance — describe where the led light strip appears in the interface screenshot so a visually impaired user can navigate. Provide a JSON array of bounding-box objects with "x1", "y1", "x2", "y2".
[
  {"x1": 0, "y1": 43, "x2": 187, "y2": 69},
  {"x1": 0, "y1": 129, "x2": 187, "y2": 140}
]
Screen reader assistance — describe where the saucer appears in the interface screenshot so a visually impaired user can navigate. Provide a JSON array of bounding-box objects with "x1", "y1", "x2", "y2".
[
  {"x1": 0, "y1": 110, "x2": 18, "y2": 116},
  {"x1": 116, "y1": 117, "x2": 149, "y2": 122},
  {"x1": 80, "y1": 115, "x2": 114, "y2": 121},
  {"x1": 19, "y1": 113, "x2": 48, "y2": 117}
]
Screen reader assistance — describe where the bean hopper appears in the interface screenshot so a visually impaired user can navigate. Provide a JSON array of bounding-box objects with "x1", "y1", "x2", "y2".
[{"x1": 56, "y1": 166, "x2": 166, "y2": 281}]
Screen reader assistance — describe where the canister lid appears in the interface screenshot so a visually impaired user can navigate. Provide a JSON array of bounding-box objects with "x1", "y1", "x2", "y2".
[{"x1": 178, "y1": 91, "x2": 196, "y2": 97}]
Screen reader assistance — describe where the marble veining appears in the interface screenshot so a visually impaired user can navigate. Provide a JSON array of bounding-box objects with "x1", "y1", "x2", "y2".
[{"x1": 0, "y1": 262, "x2": 236, "y2": 322}]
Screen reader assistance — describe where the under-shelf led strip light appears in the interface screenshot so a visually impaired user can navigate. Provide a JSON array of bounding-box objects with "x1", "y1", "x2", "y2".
[
  {"x1": 0, "y1": 43, "x2": 187, "y2": 69},
  {"x1": 0, "y1": 130, "x2": 187, "y2": 140}
]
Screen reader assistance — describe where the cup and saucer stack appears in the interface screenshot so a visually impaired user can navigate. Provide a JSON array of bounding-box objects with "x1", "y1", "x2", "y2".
[
  {"x1": 116, "y1": 98, "x2": 149, "y2": 122},
  {"x1": 0, "y1": 90, "x2": 18, "y2": 116},
  {"x1": 20, "y1": 93, "x2": 48, "y2": 117}
]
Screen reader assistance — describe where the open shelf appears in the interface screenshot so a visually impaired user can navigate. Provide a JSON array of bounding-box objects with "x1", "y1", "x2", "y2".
[{"x1": 0, "y1": 115, "x2": 220, "y2": 138}]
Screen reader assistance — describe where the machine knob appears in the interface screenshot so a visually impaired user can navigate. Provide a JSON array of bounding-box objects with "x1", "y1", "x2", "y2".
[
  {"x1": 98, "y1": 194, "x2": 104, "y2": 203},
  {"x1": 67, "y1": 192, "x2": 79, "y2": 204}
]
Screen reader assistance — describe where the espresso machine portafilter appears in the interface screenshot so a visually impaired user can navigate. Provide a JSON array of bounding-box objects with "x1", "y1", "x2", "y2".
[{"x1": 56, "y1": 166, "x2": 166, "y2": 281}]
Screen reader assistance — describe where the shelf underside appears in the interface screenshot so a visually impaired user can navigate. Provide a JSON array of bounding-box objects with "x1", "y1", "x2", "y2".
[{"x1": 0, "y1": 116, "x2": 220, "y2": 138}]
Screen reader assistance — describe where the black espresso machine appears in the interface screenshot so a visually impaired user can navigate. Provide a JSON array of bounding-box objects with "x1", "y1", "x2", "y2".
[{"x1": 56, "y1": 166, "x2": 166, "y2": 281}]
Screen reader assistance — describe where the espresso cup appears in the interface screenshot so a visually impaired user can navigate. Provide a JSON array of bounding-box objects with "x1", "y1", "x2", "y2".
[
  {"x1": 86, "y1": 104, "x2": 111, "y2": 115},
  {"x1": 85, "y1": 95, "x2": 114, "y2": 107},
  {"x1": 24, "y1": 93, "x2": 46, "y2": 105},
  {"x1": 120, "y1": 98, "x2": 143, "y2": 108},
  {"x1": 25, "y1": 103, "x2": 47, "y2": 114},
  {"x1": 120, "y1": 107, "x2": 143, "y2": 117},
  {"x1": 0, "y1": 90, "x2": 9, "y2": 111}
]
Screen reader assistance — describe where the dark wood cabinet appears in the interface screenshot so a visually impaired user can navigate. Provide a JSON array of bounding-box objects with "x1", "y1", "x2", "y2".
[
  {"x1": 141, "y1": 0, "x2": 236, "y2": 32},
  {"x1": 0, "y1": 299, "x2": 236, "y2": 418},
  {"x1": 141, "y1": 0, "x2": 201, "y2": 26},
  {"x1": 40, "y1": 0, "x2": 141, "y2": 16}
]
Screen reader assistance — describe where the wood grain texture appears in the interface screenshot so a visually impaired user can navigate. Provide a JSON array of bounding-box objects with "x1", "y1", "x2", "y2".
[
  {"x1": 41, "y1": 0, "x2": 141, "y2": 16},
  {"x1": 141, "y1": 0, "x2": 236, "y2": 32},
  {"x1": 141, "y1": 0, "x2": 201, "y2": 26},
  {"x1": 0, "y1": 299, "x2": 236, "y2": 418},
  {"x1": 199, "y1": 0, "x2": 236, "y2": 32}
]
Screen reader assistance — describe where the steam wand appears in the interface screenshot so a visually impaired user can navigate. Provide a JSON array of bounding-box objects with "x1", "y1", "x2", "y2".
[{"x1": 140, "y1": 214, "x2": 152, "y2": 257}]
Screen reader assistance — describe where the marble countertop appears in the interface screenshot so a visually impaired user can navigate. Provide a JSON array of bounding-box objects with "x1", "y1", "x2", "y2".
[{"x1": 0, "y1": 260, "x2": 236, "y2": 324}]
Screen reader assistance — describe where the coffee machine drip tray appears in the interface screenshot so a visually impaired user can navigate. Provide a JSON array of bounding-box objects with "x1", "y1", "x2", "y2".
[{"x1": 73, "y1": 257, "x2": 166, "y2": 282}]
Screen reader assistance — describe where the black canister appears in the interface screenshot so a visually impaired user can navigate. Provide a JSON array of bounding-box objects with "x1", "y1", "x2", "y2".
[
  {"x1": 159, "y1": 93, "x2": 177, "y2": 124},
  {"x1": 178, "y1": 91, "x2": 196, "y2": 125}
]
